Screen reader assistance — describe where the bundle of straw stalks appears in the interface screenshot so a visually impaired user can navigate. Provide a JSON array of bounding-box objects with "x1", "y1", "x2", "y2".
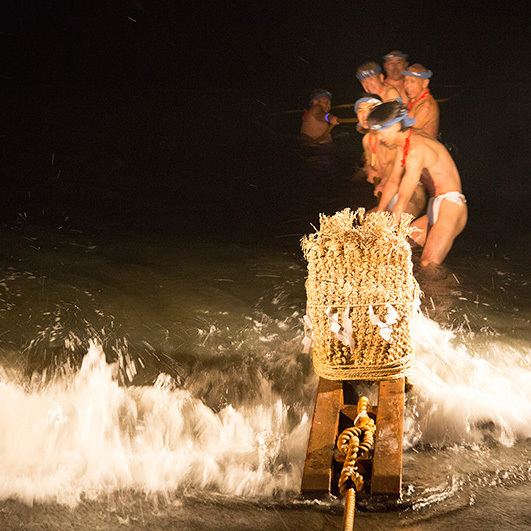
[{"x1": 301, "y1": 208, "x2": 419, "y2": 381}]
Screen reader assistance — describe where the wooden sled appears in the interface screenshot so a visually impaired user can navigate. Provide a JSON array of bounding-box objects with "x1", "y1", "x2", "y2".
[{"x1": 301, "y1": 377, "x2": 405, "y2": 498}]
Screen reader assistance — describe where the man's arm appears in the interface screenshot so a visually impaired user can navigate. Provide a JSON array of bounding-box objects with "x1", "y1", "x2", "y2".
[
  {"x1": 362, "y1": 134, "x2": 379, "y2": 184},
  {"x1": 308, "y1": 106, "x2": 340, "y2": 125},
  {"x1": 377, "y1": 151, "x2": 403, "y2": 211},
  {"x1": 391, "y1": 146, "x2": 424, "y2": 220}
]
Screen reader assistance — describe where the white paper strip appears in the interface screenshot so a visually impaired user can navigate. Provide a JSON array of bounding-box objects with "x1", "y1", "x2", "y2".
[
  {"x1": 301, "y1": 313, "x2": 314, "y2": 353},
  {"x1": 301, "y1": 335, "x2": 313, "y2": 354},
  {"x1": 324, "y1": 305, "x2": 356, "y2": 351},
  {"x1": 368, "y1": 303, "x2": 399, "y2": 342}
]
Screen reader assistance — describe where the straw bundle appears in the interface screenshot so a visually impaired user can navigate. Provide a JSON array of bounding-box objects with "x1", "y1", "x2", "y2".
[{"x1": 301, "y1": 208, "x2": 419, "y2": 381}]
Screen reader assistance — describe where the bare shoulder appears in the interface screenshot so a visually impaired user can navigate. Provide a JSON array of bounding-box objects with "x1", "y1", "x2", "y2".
[
  {"x1": 410, "y1": 132, "x2": 439, "y2": 160},
  {"x1": 412, "y1": 130, "x2": 437, "y2": 143},
  {"x1": 414, "y1": 97, "x2": 438, "y2": 115},
  {"x1": 307, "y1": 106, "x2": 322, "y2": 117},
  {"x1": 425, "y1": 96, "x2": 439, "y2": 112},
  {"x1": 383, "y1": 86, "x2": 401, "y2": 102}
]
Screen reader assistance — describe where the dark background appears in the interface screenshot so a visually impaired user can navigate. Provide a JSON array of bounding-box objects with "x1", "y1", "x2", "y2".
[{"x1": 0, "y1": 1, "x2": 529, "y2": 250}]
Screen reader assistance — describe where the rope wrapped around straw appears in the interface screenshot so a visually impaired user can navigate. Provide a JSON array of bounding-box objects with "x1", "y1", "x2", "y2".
[{"x1": 301, "y1": 208, "x2": 419, "y2": 381}]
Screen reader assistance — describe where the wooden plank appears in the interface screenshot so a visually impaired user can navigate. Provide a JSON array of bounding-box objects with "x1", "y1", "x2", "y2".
[
  {"x1": 301, "y1": 378, "x2": 343, "y2": 494},
  {"x1": 371, "y1": 378, "x2": 405, "y2": 497}
]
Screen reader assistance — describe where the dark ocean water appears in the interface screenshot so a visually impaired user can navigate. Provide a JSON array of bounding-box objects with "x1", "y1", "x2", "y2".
[{"x1": 0, "y1": 2, "x2": 530, "y2": 530}]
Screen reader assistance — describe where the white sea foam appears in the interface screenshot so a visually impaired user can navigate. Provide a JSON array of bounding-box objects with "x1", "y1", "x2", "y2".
[
  {"x1": 0, "y1": 341, "x2": 309, "y2": 506},
  {"x1": 405, "y1": 314, "x2": 531, "y2": 448},
  {"x1": 1, "y1": 313, "x2": 530, "y2": 507}
]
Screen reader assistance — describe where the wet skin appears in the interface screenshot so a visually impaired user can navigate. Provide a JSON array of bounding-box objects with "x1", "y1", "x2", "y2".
[{"x1": 376, "y1": 125, "x2": 467, "y2": 266}]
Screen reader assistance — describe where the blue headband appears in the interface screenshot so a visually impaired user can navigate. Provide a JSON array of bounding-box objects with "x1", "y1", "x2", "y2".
[
  {"x1": 369, "y1": 109, "x2": 416, "y2": 131},
  {"x1": 383, "y1": 53, "x2": 408, "y2": 60},
  {"x1": 309, "y1": 91, "x2": 332, "y2": 106},
  {"x1": 402, "y1": 69, "x2": 432, "y2": 79},
  {"x1": 354, "y1": 97, "x2": 382, "y2": 114},
  {"x1": 356, "y1": 66, "x2": 382, "y2": 80}
]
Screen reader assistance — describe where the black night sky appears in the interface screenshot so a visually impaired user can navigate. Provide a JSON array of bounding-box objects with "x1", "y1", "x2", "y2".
[{"x1": 0, "y1": 1, "x2": 529, "y2": 249}]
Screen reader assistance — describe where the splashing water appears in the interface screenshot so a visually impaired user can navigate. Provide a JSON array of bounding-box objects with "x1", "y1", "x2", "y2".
[
  {"x1": 0, "y1": 341, "x2": 310, "y2": 507},
  {"x1": 0, "y1": 311, "x2": 530, "y2": 510},
  {"x1": 406, "y1": 313, "x2": 531, "y2": 448}
]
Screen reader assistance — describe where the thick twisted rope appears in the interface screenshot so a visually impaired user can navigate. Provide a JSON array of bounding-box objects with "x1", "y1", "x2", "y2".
[{"x1": 337, "y1": 397, "x2": 376, "y2": 531}]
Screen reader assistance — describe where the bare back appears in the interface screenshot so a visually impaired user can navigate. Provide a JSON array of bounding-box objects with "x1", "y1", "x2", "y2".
[
  {"x1": 377, "y1": 127, "x2": 466, "y2": 267},
  {"x1": 384, "y1": 78, "x2": 408, "y2": 104},
  {"x1": 409, "y1": 132, "x2": 461, "y2": 196},
  {"x1": 378, "y1": 130, "x2": 462, "y2": 219},
  {"x1": 381, "y1": 85, "x2": 401, "y2": 102}
]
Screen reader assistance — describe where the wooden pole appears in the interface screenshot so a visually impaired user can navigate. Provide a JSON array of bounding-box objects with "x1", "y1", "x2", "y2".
[
  {"x1": 370, "y1": 378, "x2": 405, "y2": 497},
  {"x1": 301, "y1": 378, "x2": 343, "y2": 494}
]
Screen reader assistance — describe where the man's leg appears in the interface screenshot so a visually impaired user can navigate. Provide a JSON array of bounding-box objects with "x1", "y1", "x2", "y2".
[
  {"x1": 405, "y1": 184, "x2": 428, "y2": 219},
  {"x1": 410, "y1": 215, "x2": 429, "y2": 246},
  {"x1": 421, "y1": 201, "x2": 467, "y2": 266}
]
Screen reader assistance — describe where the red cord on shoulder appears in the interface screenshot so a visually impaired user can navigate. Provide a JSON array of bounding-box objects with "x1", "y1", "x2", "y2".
[{"x1": 401, "y1": 130, "x2": 413, "y2": 168}]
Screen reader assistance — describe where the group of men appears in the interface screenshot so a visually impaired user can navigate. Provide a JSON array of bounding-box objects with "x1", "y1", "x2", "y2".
[{"x1": 300, "y1": 51, "x2": 467, "y2": 269}]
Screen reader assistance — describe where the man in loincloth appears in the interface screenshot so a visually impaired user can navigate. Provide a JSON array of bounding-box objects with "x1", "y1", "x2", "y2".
[
  {"x1": 368, "y1": 101, "x2": 467, "y2": 267},
  {"x1": 356, "y1": 62, "x2": 401, "y2": 102},
  {"x1": 404, "y1": 64, "x2": 439, "y2": 138},
  {"x1": 383, "y1": 50, "x2": 409, "y2": 104},
  {"x1": 300, "y1": 89, "x2": 340, "y2": 144}
]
